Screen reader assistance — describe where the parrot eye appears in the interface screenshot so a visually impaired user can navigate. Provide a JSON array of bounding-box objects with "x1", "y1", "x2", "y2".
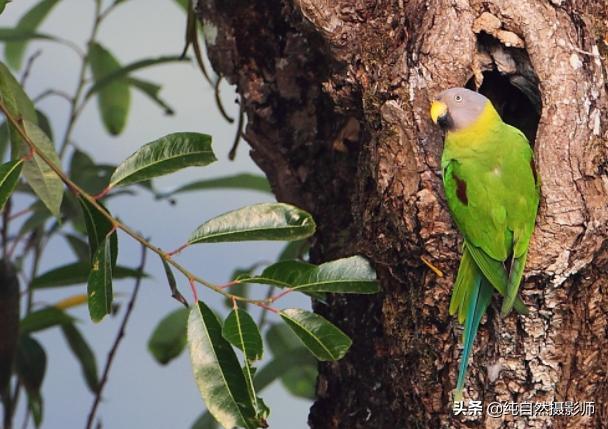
[{"x1": 454, "y1": 95, "x2": 463, "y2": 102}]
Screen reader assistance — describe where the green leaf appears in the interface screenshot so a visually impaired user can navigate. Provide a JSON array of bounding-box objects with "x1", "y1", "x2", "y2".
[
  {"x1": 79, "y1": 197, "x2": 117, "y2": 268},
  {"x1": 85, "y1": 55, "x2": 188, "y2": 99},
  {"x1": 191, "y1": 412, "x2": 218, "y2": 429},
  {"x1": 0, "y1": 62, "x2": 37, "y2": 122},
  {"x1": 238, "y1": 256, "x2": 379, "y2": 294},
  {"x1": 173, "y1": 0, "x2": 189, "y2": 12},
  {"x1": 164, "y1": 173, "x2": 271, "y2": 197},
  {"x1": 18, "y1": 200, "x2": 50, "y2": 236},
  {"x1": 16, "y1": 335, "x2": 46, "y2": 391},
  {"x1": 87, "y1": 238, "x2": 113, "y2": 323},
  {"x1": 63, "y1": 233, "x2": 90, "y2": 261},
  {"x1": 109, "y1": 132, "x2": 215, "y2": 188},
  {"x1": 189, "y1": 203, "x2": 316, "y2": 244},
  {"x1": 0, "y1": 72, "x2": 63, "y2": 216},
  {"x1": 0, "y1": 122, "x2": 9, "y2": 160},
  {"x1": 20, "y1": 307, "x2": 73, "y2": 334},
  {"x1": 69, "y1": 149, "x2": 114, "y2": 194},
  {"x1": 264, "y1": 324, "x2": 317, "y2": 398},
  {"x1": 20, "y1": 121, "x2": 63, "y2": 217},
  {"x1": 222, "y1": 309, "x2": 264, "y2": 414},
  {"x1": 64, "y1": 193, "x2": 87, "y2": 234},
  {"x1": 278, "y1": 240, "x2": 309, "y2": 261},
  {"x1": 61, "y1": 323, "x2": 99, "y2": 393},
  {"x1": 0, "y1": 68, "x2": 38, "y2": 196},
  {"x1": 35, "y1": 109, "x2": 53, "y2": 142},
  {"x1": 0, "y1": 28, "x2": 55, "y2": 43},
  {"x1": 265, "y1": 323, "x2": 301, "y2": 356},
  {"x1": 159, "y1": 256, "x2": 188, "y2": 307},
  {"x1": 187, "y1": 301, "x2": 257, "y2": 429},
  {"x1": 27, "y1": 390, "x2": 43, "y2": 428},
  {"x1": 222, "y1": 309, "x2": 263, "y2": 362},
  {"x1": 279, "y1": 308, "x2": 352, "y2": 361},
  {"x1": 252, "y1": 396, "x2": 269, "y2": 424},
  {"x1": 32, "y1": 262, "x2": 145, "y2": 289},
  {"x1": 88, "y1": 42, "x2": 130, "y2": 135},
  {"x1": 0, "y1": 159, "x2": 23, "y2": 210},
  {"x1": 127, "y1": 77, "x2": 174, "y2": 115},
  {"x1": 0, "y1": 1, "x2": 8, "y2": 14},
  {"x1": 148, "y1": 308, "x2": 188, "y2": 365},
  {"x1": 16, "y1": 335, "x2": 46, "y2": 427},
  {"x1": 252, "y1": 346, "x2": 315, "y2": 392},
  {"x1": 281, "y1": 362, "x2": 316, "y2": 399},
  {"x1": 4, "y1": 0, "x2": 60, "y2": 70}
]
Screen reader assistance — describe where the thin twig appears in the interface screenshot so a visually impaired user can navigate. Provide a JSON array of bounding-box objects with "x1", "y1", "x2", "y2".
[
  {"x1": 25, "y1": 241, "x2": 43, "y2": 315},
  {"x1": 33, "y1": 89, "x2": 73, "y2": 104},
  {"x1": 213, "y1": 76, "x2": 234, "y2": 124},
  {"x1": 256, "y1": 302, "x2": 279, "y2": 314},
  {"x1": 166, "y1": 243, "x2": 189, "y2": 257},
  {"x1": 52, "y1": 36, "x2": 86, "y2": 58},
  {"x1": 85, "y1": 245, "x2": 148, "y2": 429},
  {"x1": 228, "y1": 99, "x2": 244, "y2": 161},
  {"x1": 7, "y1": 207, "x2": 32, "y2": 221},
  {"x1": 179, "y1": 0, "x2": 194, "y2": 60},
  {"x1": 190, "y1": 13, "x2": 213, "y2": 85},
  {"x1": 420, "y1": 256, "x2": 444, "y2": 277},
  {"x1": 268, "y1": 287, "x2": 294, "y2": 303},
  {"x1": 218, "y1": 280, "x2": 240, "y2": 290},
  {"x1": 98, "y1": 1, "x2": 120, "y2": 22},
  {"x1": 257, "y1": 285, "x2": 276, "y2": 329},
  {"x1": 188, "y1": 277, "x2": 199, "y2": 303},
  {"x1": 20, "y1": 50, "x2": 43, "y2": 87},
  {"x1": 5, "y1": 232, "x2": 26, "y2": 261},
  {"x1": 58, "y1": 0, "x2": 105, "y2": 158},
  {"x1": 10, "y1": 235, "x2": 44, "y2": 425}
]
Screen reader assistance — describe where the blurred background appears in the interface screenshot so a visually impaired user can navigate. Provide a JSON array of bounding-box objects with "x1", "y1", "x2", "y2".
[{"x1": 1, "y1": 0, "x2": 311, "y2": 427}]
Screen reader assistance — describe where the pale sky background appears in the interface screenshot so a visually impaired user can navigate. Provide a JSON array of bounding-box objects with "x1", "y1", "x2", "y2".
[{"x1": 1, "y1": 1, "x2": 310, "y2": 428}]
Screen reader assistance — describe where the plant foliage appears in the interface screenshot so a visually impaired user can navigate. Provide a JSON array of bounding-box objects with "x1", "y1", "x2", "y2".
[{"x1": 0, "y1": 2, "x2": 380, "y2": 428}]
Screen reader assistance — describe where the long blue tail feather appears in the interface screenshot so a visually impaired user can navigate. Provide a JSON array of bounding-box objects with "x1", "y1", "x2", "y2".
[{"x1": 454, "y1": 275, "x2": 493, "y2": 400}]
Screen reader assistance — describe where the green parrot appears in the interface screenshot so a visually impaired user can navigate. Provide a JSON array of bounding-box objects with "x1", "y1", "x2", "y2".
[{"x1": 429, "y1": 87, "x2": 540, "y2": 400}]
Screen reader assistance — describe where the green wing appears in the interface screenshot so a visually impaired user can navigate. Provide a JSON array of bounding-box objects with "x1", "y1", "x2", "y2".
[
  {"x1": 450, "y1": 246, "x2": 476, "y2": 324},
  {"x1": 450, "y1": 244, "x2": 528, "y2": 321},
  {"x1": 501, "y1": 137, "x2": 540, "y2": 315}
]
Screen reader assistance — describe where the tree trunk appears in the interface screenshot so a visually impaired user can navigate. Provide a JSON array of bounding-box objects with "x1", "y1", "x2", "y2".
[{"x1": 198, "y1": 1, "x2": 608, "y2": 428}]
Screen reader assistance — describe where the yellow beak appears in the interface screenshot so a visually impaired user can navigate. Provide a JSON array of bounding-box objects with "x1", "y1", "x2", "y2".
[{"x1": 430, "y1": 101, "x2": 448, "y2": 124}]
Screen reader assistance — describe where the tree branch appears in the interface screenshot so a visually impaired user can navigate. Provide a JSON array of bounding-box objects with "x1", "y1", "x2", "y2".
[{"x1": 85, "y1": 244, "x2": 147, "y2": 429}]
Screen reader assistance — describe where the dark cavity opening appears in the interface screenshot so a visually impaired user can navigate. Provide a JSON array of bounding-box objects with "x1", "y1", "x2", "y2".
[
  {"x1": 466, "y1": 70, "x2": 540, "y2": 143},
  {"x1": 466, "y1": 34, "x2": 542, "y2": 143}
]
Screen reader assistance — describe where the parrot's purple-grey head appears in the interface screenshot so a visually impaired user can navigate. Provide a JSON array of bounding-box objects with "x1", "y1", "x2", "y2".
[{"x1": 430, "y1": 88, "x2": 490, "y2": 132}]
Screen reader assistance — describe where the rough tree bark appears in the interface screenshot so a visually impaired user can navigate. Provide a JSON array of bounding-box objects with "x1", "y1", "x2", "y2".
[{"x1": 197, "y1": 1, "x2": 608, "y2": 428}]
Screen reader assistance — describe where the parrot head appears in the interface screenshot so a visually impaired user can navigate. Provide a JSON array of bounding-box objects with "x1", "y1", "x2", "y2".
[{"x1": 430, "y1": 88, "x2": 490, "y2": 132}]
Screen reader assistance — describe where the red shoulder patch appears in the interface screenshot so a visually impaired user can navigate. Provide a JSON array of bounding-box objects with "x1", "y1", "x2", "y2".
[{"x1": 451, "y1": 171, "x2": 468, "y2": 205}]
